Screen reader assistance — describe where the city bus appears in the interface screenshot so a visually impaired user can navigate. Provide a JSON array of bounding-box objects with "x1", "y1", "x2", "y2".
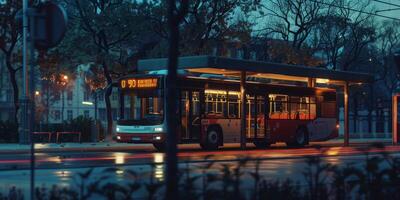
[{"x1": 115, "y1": 73, "x2": 338, "y2": 151}]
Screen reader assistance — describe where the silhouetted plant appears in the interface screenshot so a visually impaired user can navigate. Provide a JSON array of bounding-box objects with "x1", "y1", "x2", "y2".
[
  {"x1": 330, "y1": 164, "x2": 360, "y2": 200},
  {"x1": 122, "y1": 169, "x2": 142, "y2": 199},
  {"x1": 302, "y1": 156, "x2": 332, "y2": 200},
  {"x1": 144, "y1": 163, "x2": 164, "y2": 200},
  {"x1": 195, "y1": 155, "x2": 216, "y2": 200},
  {"x1": 249, "y1": 159, "x2": 262, "y2": 200},
  {"x1": 3, "y1": 142, "x2": 400, "y2": 200},
  {"x1": 233, "y1": 158, "x2": 248, "y2": 200},
  {"x1": 6, "y1": 186, "x2": 23, "y2": 200},
  {"x1": 0, "y1": 120, "x2": 18, "y2": 143},
  {"x1": 64, "y1": 116, "x2": 94, "y2": 142},
  {"x1": 258, "y1": 179, "x2": 303, "y2": 200},
  {"x1": 179, "y1": 161, "x2": 201, "y2": 200}
]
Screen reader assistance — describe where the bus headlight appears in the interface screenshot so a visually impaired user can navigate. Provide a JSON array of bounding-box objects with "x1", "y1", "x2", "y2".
[
  {"x1": 116, "y1": 127, "x2": 120, "y2": 132},
  {"x1": 154, "y1": 127, "x2": 163, "y2": 132},
  {"x1": 116, "y1": 135, "x2": 121, "y2": 140},
  {"x1": 154, "y1": 136, "x2": 162, "y2": 140}
]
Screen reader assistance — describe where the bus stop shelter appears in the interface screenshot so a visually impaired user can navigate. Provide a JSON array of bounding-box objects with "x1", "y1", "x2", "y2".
[{"x1": 138, "y1": 55, "x2": 374, "y2": 147}]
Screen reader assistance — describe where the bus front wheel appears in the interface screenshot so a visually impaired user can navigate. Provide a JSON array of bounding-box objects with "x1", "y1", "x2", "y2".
[
  {"x1": 287, "y1": 127, "x2": 308, "y2": 147},
  {"x1": 200, "y1": 128, "x2": 221, "y2": 150}
]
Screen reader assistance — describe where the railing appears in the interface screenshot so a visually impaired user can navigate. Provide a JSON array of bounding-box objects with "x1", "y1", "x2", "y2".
[
  {"x1": 33, "y1": 132, "x2": 52, "y2": 143},
  {"x1": 33, "y1": 131, "x2": 82, "y2": 143},
  {"x1": 56, "y1": 132, "x2": 81, "y2": 143}
]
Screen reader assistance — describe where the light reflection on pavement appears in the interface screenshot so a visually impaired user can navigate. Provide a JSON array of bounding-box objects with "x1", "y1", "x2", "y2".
[{"x1": 0, "y1": 143, "x2": 399, "y2": 199}]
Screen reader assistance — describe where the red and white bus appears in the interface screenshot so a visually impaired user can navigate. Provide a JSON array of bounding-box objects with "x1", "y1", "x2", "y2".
[{"x1": 115, "y1": 74, "x2": 338, "y2": 151}]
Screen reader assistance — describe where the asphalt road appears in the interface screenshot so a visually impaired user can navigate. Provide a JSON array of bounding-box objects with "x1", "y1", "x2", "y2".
[
  {"x1": 0, "y1": 142, "x2": 399, "y2": 198},
  {"x1": 0, "y1": 142, "x2": 398, "y2": 170}
]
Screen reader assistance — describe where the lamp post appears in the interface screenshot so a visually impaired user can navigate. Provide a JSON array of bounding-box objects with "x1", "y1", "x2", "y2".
[
  {"x1": 393, "y1": 51, "x2": 400, "y2": 144},
  {"x1": 60, "y1": 75, "x2": 68, "y2": 123}
]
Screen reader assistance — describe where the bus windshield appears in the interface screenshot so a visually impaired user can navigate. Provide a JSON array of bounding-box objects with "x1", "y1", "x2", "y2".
[{"x1": 119, "y1": 90, "x2": 164, "y2": 125}]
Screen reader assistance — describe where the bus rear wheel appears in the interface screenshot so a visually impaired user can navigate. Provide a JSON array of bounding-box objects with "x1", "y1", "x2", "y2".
[
  {"x1": 286, "y1": 127, "x2": 308, "y2": 147},
  {"x1": 200, "y1": 128, "x2": 221, "y2": 150},
  {"x1": 153, "y1": 143, "x2": 166, "y2": 152}
]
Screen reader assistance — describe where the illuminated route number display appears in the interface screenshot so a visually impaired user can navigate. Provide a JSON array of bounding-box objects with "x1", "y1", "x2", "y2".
[{"x1": 120, "y1": 78, "x2": 159, "y2": 90}]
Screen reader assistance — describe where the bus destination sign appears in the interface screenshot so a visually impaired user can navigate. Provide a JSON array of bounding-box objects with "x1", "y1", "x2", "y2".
[{"x1": 120, "y1": 78, "x2": 158, "y2": 89}]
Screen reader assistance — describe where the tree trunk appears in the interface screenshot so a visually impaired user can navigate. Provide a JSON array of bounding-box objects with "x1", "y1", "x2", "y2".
[
  {"x1": 61, "y1": 91, "x2": 64, "y2": 122},
  {"x1": 102, "y1": 60, "x2": 114, "y2": 137},
  {"x1": 368, "y1": 84, "x2": 373, "y2": 133},
  {"x1": 46, "y1": 81, "x2": 50, "y2": 125},
  {"x1": 94, "y1": 91, "x2": 98, "y2": 121},
  {"x1": 6, "y1": 56, "x2": 19, "y2": 125},
  {"x1": 104, "y1": 85, "x2": 113, "y2": 136}
]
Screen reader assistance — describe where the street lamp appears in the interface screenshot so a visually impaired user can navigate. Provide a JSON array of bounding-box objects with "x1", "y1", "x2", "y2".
[
  {"x1": 60, "y1": 74, "x2": 69, "y2": 123},
  {"x1": 82, "y1": 101, "x2": 93, "y2": 106}
]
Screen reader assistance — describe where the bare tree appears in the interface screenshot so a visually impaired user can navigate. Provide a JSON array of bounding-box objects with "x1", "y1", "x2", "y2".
[
  {"x1": 70, "y1": 0, "x2": 150, "y2": 136},
  {"x1": 149, "y1": 0, "x2": 261, "y2": 56},
  {"x1": 375, "y1": 20, "x2": 400, "y2": 93},
  {"x1": 260, "y1": 0, "x2": 327, "y2": 50},
  {"x1": 0, "y1": 0, "x2": 22, "y2": 124},
  {"x1": 314, "y1": 0, "x2": 376, "y2": 70}
]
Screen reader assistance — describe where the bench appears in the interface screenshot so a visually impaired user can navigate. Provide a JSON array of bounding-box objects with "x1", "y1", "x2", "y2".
[
  {"x1": 33, "y1": 132, "x2": 52, "y2": 143},
  {"x1": 56, "y1": 132, "x2": 81, "y2": 143}
]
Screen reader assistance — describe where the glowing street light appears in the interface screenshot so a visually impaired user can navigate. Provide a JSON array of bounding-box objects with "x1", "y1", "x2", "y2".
[
  {"x1": 63, "y1": 75, "x2": 68, "y2": 80},
  {"x1": 82, "y1": 101, "x2": 93, "y2": 106},
  {"x1": 316, "y1": 78, "x2": 330, "y2": 84},
  {"x1": 34, "y1": 91, "x2": 40, "y2": 96}
]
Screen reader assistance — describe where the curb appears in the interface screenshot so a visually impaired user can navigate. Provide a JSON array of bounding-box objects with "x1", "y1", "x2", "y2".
[{"x1": 0, "y1": 143, "x2": 154, "y2": 154}]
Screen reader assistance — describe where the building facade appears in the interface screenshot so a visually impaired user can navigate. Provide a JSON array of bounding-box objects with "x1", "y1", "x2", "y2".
[{"x1": 36, "y1": 64, "x2": 120, "y2": 125}]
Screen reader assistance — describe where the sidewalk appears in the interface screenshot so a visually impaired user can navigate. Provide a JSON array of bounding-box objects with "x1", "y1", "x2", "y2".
[
  {"x1": 0, "y1": 142, "x2": 154, "y2": 154},
  {"x1": 0, "y1": 138, "x2": 395, "y2": 154}
]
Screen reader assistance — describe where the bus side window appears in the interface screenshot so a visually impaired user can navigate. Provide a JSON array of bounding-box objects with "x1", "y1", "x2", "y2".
[
  {"x1": 289, "y1": 96, "x2": 314, "y2": 120},
  {"x1": 228, "y1": 92, "x2": 240, "y2": 118},
  {"x1": 205, "y1": 90, "x2": 227, "y2": 118},
  {"x1": 269, "y1": 94, "x2": 288, "y2": 119}
]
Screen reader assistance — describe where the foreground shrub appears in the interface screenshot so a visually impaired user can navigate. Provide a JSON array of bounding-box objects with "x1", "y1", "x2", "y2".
[
  {"x1": 0, "y1": 120, "x2": 18, "y2": 143},
  {"x1": 1, "y1": 143, "x2": 400, "y2": 200}
]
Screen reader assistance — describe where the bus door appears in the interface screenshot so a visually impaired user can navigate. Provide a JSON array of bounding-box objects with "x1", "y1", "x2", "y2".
[
  {"x1": 247, "y1": 94, "x2": 268, "y2": 140},
  {"x1": 255, "y1": 95, "x2": 266, "y2": 139},
  {"x1": 180, "y1": 90, "x2": 202, "y2": 140},
  {"x1": 246, "y1": 94, "x2": 255, "y2": 138}
]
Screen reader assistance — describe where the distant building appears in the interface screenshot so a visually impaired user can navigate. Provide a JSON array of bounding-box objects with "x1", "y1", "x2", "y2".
[
  {"x1": 36, "y1": 64, "x2": 119, "y2": 125},
  {"x1": 0, "y1": 56, "x2": 17, "y2": 121}
]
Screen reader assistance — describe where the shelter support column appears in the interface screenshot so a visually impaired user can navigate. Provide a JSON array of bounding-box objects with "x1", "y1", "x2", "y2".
[
  {"x1": 344, "y1": 82, "x2": 349, "y2": 146},
  {"x1": 307, "y1": 78, "x2": 316, "y2": 87},
  {"x1": 240, "y1": 71, "x2": 247, "y2": 149},
  {"x1": 392, "y1": 94, "x2": 399, "y2": 144}
]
